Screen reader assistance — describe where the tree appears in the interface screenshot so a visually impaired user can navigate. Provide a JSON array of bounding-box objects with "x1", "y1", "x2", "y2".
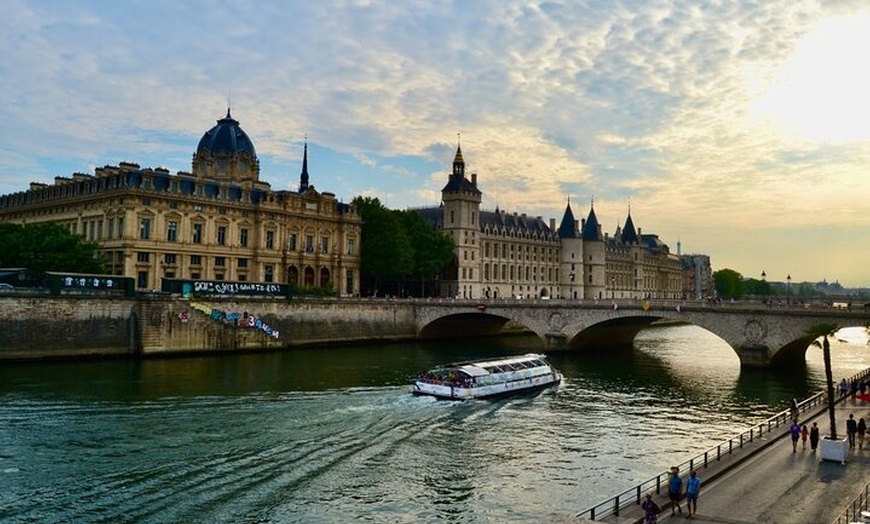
[
  {"x1": 352, "y1": 197, "x2": 413, "y2": 294},
  {"x1": 713, "y1": 268, "x2": 744, "y2": 299},
  {"x1": 743, "y1": 277, "x2": 775, "y2": 298},
  {"x1": 806, "y1": 322, "x2": 841, "y2": 440},
  {"x1": 399, "y1": 210, "x2": 455, "y2": 296},
  {"x1": 0, "y1": 223, "x2": 105, "y2": 273}
]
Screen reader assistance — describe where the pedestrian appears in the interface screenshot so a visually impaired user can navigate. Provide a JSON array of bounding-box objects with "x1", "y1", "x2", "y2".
[
  {"x1": 685, "y1": 470, "x2": 702, "y2": 519},
  {"x1": 858, "y1": 418, "x2": 867, "y2": 450},
  {"x1": 840, "y1": 378, "x2": 849, "y2": 397},
  {"x1": 667, "y1": 466, "x2": 683, "y2": 515},
  {"x1": 790, "y1": 421, "x2": 801, "y2": 452},
  {"x1": 789, "y1": 398, "x2": 799, "y2": 422},
  {"x1": 851, "y1": 379, "x2": 859, "y2": 400},
  {"x1": 846, "y1": 413, "x2": 858, "y2": 448},
  {"x1": 801, "y1": 424, "x2": 809, "y2": 450},
  {"x1": 642, "y1": 492, "x2": 661, "y2": 523},
  {"x1": 809, "y1": 422, "x2": 820, "y2": 452}
]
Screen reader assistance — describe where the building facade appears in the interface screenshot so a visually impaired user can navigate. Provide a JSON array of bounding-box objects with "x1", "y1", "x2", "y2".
[
  {"x1": 417, "y1": 145, "x2": 702, "y2": 301},
  {"x1": 0, "y1": 110, "x2": 361, "y2": 295}
]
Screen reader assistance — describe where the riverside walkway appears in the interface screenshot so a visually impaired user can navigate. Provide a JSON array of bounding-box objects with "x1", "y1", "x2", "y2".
[{"x1": 574, "y1": 369, "x2": 870, "y2": 524}]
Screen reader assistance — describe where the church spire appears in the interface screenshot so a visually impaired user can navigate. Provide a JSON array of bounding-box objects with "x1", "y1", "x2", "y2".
[
  {"x1": 452, "y1": 132, "x2": 465, "y2": 180},
  {"x1": 299, "y1": 136, "x2": 310, "y2": 192}
]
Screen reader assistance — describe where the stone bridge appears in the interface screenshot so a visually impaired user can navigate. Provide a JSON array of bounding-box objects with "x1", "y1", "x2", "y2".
[{"x1": 414, "y1": 299, "x2": 870, "y2": 369}]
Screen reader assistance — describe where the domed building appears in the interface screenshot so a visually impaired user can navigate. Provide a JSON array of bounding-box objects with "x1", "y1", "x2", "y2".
[{"x1": 0, "y1": 110, "x2": 361, "y2": 296}]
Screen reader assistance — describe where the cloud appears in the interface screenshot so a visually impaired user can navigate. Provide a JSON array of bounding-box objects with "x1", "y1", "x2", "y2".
[{"x1": 2, "y1": 0, "x2": 869, "y2": 284}]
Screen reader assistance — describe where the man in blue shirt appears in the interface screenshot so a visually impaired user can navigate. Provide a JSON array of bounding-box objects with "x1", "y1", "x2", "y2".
[
  {"x1": 686, "y1": 470, "x2": 702, "y2": 519},
  {"x1": 668, "y1": 466, "x2": 683, "y2": 516}
]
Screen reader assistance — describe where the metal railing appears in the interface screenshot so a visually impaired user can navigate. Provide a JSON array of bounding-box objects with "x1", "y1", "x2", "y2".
[
  {"x1": 575, "y1": 368, "x2": 870, "y2": 521},
  {"x1": 832, "y1": 482, "x2": 870, "y2": 524}
]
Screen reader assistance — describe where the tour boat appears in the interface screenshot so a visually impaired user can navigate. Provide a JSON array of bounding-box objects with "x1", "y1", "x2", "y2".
[{"x1": 411, "y1": 353, "x2": 562, "y2": 400}]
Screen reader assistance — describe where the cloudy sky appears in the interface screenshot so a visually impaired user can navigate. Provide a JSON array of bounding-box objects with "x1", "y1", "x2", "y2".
[{"x1": 2, "y1": 0, "x2": 869, "y2": 286}]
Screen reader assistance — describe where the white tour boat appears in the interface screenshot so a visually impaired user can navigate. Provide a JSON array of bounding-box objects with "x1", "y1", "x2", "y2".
[{"x1": 411, "y1": 353, "x2": 562, "y2": 400}]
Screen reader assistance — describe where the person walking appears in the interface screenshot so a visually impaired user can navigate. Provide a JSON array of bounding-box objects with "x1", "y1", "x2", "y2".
[
  {"x1": 809, "y1": 422, "x2": 820, "y2": 452},
  {"x1": 685, "y1": 470, "x2": 702, "y2": 519},
  {"x1": 858, "y1": 418, "x2": 867, "y2": 450},
  {"x1": 847, "y1": 413, "x2": 858, "y2": 448},
  {"x1": 642, "y1": 492, "x2": 661, "y2": 523},
  {"x1": 790, "y1": 421, "x2": 801, "y2": 452},
  {"x1": 840, "y1": 378, "x2": 849, "y2": 398},
  {"x1": 667, "y1": 466, "x2": 683, "y2": 515},
  {"x1": 801, "y1": 424, "x2": 809, "y2": 451}
]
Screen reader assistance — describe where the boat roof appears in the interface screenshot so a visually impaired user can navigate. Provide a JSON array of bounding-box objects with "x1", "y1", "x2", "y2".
[{"x1": 444, "y1": 353, "x2": 549, "y2": 377}]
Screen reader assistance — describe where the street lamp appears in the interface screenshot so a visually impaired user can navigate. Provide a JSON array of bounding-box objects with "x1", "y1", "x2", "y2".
[
  {"x1": 761, "y1": 270, "x2": 766, "y2": 304},
  {"x1": 787, "y1": 274, "x2": 792, "y2": 306},
  {"x1": 569, "y1": 272, "x2": 575, "y2": 301},
  {"x1": 611, "y1": 276, "x2": 615, "y2": 300}
]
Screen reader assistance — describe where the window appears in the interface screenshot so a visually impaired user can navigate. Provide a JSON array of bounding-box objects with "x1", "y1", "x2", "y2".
[
  {"x1": 193, "y1": 223, "x2": 203, "y2": 244},
  {"x1": 266, "y1": 230, "x2": 275, "y2": 249},
  {"x1": 265, "y1": 264, "x2": 274, "y2": 283},
  {"x1": 137, "y1": 252, "x2": 150, "y2": 263},
  {"x1": 165, "y1": 253, "x2": 177, "y2": 265},
  {"x1": 190, "y1": 255, "x2": 202, "y2": 266},
  {"x1": 215, "y1": 256, "x2": 226, "y2": 267},
  {"x1": 305, "y1": 235, "x2": 314, "y2": 253},
  {"x1": 117, "y1": 217, "x2": 124, "y2": 238},
  {"x1": 167, "y1": 221, "x2": 178, "y2": 242},
  {"x1": 240, "y1": 228, "x2": 249, "y2": 248},
  {"x1": 217, "y1": 225, "x2": 227, "y2": 246},
  {"x1": 237, "y1": 258, "x2": 248, "y2": 268},
  {"x1": 288, "y1": 233, "x2": 297, "y2": 251},
  {"x1": 346, "y1": 268, "x2": 354, "y2": 295},
  {"x1": 169, "y1": 201, "x2": 178, "y2": 210},
  {"x1": 347, "y1": 238, "x2": 355, "y2": 255},
  {"x1": 108, "y1": 219, "x2": 114, "y2": 239},
  {"x1": 320, "y1": 236, "x2": 329, "y2": 253},
  {"x1": 137, "y1": 271, "x2": 148, "y2": 289},
  {"x1": 139, "y1": 218, "x2": 151, "y2": 240}
]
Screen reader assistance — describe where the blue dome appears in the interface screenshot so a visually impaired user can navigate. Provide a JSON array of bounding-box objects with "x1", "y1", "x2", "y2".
[{"x1": 196, "y1": 109, "x2": 256, "y2": 158}]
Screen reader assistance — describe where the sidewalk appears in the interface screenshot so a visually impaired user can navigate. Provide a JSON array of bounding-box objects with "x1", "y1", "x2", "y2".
[{"x1": 590, "y1": 398, "x2": 870, "y2": 524}]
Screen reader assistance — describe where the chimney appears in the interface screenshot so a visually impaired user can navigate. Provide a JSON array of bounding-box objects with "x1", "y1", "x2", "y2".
[
  {"x1": 549, "y1": 218, "x2": 556, "y2": 230},
  {"x1": 471, "y1": 173, "x2": 477, "y2": 186}
]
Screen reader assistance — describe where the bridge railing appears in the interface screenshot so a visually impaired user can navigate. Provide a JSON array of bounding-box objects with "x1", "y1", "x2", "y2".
[
  {"x1": 831, "y1": 481, "x2": 870, "y2": 524},
  {"x1": 575, "y1": 368, "x2": 870, "y2": 521}
]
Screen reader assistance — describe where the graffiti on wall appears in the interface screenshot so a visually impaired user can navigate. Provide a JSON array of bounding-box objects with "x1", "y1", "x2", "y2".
[{"x1": 183, "y1": 302, "x2": 280, "y2": 339}]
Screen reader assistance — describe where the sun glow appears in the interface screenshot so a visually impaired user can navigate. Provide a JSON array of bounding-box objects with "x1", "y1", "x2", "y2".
[{"x1": 750, "y1": 12, "x2": 870, "y2": 143}]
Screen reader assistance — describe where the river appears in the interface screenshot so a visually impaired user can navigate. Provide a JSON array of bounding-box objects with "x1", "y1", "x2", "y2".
[{"x1": 0, "y1": 325, "x2": 867, "y2": 523}]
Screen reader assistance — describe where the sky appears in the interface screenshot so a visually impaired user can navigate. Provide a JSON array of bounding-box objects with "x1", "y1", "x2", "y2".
[{"x1": 2, "y1": 1, "x2": 870, "y2": 287}]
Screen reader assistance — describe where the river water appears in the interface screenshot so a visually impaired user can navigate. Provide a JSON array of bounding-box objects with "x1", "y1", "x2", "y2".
[{"x1": 1, "y1": 325, "x2": 868, "y2": 523}]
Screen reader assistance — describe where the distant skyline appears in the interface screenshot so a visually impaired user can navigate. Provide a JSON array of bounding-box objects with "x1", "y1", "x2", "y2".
[{"x1": 2, "y1": 1, "x2": 869, "y2": 286}]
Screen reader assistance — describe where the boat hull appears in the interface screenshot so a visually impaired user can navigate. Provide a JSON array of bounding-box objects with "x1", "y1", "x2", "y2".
[{"x1": 412, "y1": 372, "x2": 562, "y2": 400}]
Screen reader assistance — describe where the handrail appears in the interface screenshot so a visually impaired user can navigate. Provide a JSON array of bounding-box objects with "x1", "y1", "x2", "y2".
[
  {"x1": 575, "y1": 367, "x2": 870, "y2": 521},
  {"x1": 831, "y1": 482, "x2": 870, "y2": 524}
]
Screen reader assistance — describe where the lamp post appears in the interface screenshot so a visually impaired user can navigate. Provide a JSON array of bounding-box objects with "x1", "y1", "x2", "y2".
[
  {"x1": 611, "y1": 276, "x2": 615, "y2": 300},
  {"x1": 761, "y1": 270, "x2": 766, "y2": 304},
  {"x1": 569, "y1": 272, "x2": 575, "y2": 301},
  {"x1": 786, "y1": 274, "x2": 791, "y2": 306}
]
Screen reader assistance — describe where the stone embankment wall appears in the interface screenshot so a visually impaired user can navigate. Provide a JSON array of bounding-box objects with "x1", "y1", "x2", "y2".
[
  {"x1": 0, "y1": 296, "x2": 139, "y2": 359},
  {"x1": 0, "y1": 295, "x2": 420, "y2": 360}
]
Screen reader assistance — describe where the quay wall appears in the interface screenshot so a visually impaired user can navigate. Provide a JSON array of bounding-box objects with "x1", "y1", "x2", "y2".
[
  {"x1": 0, "y1": 296, "x2": 138, "y2": 359},
  {"x1": 0, "y1": 296, "x2": 420, "y2": 360}
]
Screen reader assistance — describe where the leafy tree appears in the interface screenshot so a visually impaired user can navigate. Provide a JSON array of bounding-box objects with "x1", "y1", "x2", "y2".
[
  {"x1": 0, "y1": 223, "x2": 104, "y2": 273},
  {"x1": 352, "y1": 197, "x2": 413, "y2": 294},
  {"x1": 713, "y1": 268, "x2": 744, "y2": 299},
  {"x1": 806, "y1": 322, "x2": 841, "y2": 440},
  {"x1": 399, "y1": 210, "x2": 455, "y2": 296},
  {"x1": 743, "y1": 277, "x2": 775, "y2": 298}
]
